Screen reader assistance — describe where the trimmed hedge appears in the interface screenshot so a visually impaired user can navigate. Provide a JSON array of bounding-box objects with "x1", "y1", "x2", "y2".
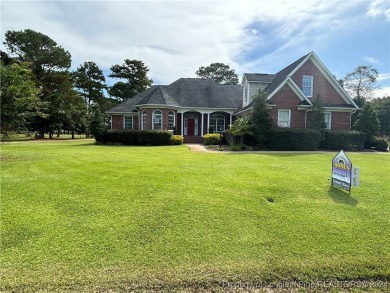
[
  {"x1": 203, "y1": 133, "x2": 222, "y2": 145},
  {"x1": 321, "y1": 130, "x2": 366, "y2": 151},
  {"x1": 268, "y1": 128, "x2": 321, "y2": 151},
  {"x1": 95, "y1": 130, "x2": 173, "y2": 146}
]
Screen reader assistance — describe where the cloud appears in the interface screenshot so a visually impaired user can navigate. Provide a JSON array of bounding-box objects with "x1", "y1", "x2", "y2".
[
  {"x1": 373, "y1": 87, "x2": 390, "y2": 98},
  {"x1": 0, "y1": 0, "x2": 378, "y2": 87},
  {"x1": 367, "y1": 0, "x2": 390, "y2": 21},
  {"x1": 378, "y1": 73, "x2": 390, "y2": 81},
  {"x1": 364, "y1": 56, "x2": 381, "y2": 65}
]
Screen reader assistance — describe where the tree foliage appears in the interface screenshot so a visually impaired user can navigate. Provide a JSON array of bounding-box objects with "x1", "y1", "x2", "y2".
[
  {"x1": 229, "y1": 116, "x2": 253, "y2": 145},
  {"x1": 344, "y1": 65, "x2": 379, "y2": 100},
  {"x1": 250, "y1": 90, "x2": 273, "y2": 148},
  {"x1": 108, "y1": 59, "x2": 152, "y2": 102},
  {"x1": 73, "y1": 61, "x2": 107, "y2": 108},
  {"x1": 371, "y1": 96, "x2": 390, "y2": 136},
  {"x1": 3, "y1": 29, "x2": 73, "y2": 138},
  {"x1": 0, "y1": 61, "x2": 40, "y2": 137},
  {"x1": 196, "y1": 62, "x2": 239, "y2": 85},
  {"x1": 307, "y1": 95, "x2": 326, "y2": 130},
  {"x1": 353, "y1": 103, "x2": 380, "y2": 141}
]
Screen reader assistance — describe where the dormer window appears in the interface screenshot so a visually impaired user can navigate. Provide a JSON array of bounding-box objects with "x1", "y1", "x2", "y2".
[{"x1": 302, "y1": 75, "x2": 313, "y2": 97}]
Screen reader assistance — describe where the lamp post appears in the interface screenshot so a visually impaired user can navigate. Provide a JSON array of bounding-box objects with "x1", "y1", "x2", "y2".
[{"x1": 218, "y1": 127, "x2": 223, "y2": 149}]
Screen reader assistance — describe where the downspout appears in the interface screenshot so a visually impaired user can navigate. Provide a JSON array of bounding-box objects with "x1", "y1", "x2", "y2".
[{"x1": 305, "y1": 109, "x2": 312, "y2": 129}]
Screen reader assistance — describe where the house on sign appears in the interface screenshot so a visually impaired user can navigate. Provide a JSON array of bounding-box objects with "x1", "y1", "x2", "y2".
[{"x1": 106, "y1": 52, "x2": 359, "y2": 143}]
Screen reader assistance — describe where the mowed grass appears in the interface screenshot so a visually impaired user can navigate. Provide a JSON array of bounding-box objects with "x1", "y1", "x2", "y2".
[{"x1": 1, "y1": 141, "x2": 389, "y2": 292}]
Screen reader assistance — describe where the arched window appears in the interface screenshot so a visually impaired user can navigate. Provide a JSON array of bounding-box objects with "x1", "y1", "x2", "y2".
[
  {"x1": 209, "y1": 114, "x2": 225, "y2": 133},
  {"x1": 152, "y1": 109, "x2": 162, "y2": 130},
  {"x1": 168, "y1": 111, "x2": 175, "y2": 131},
  {"x1": 141, "y1": 110, "x2": 147, "y2": 130}
]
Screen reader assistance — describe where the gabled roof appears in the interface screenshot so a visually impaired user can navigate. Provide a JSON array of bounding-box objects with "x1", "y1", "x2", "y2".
[{"x1": 264, "y1": 52, "x2": 311, "y2": 95}]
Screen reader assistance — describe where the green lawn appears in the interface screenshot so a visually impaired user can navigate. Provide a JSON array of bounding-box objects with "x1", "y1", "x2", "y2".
[{"x1": 1, "y1": 141, "x2": 389, "y2": 292}]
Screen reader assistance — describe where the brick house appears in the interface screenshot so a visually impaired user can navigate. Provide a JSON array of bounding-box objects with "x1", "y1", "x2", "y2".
[{"x1": 107, "y1": 52, "x2": 358, "y2": 142}]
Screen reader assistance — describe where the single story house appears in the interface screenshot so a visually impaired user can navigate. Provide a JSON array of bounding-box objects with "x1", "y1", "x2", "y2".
[{"x1": 107, "y1": 52, "x2": 359, "y2": 143}]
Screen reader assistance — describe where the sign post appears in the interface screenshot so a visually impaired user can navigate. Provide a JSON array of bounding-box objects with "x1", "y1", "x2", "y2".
[{"x1": 331, "y1": 150, "x2": 352, "y2": 193}]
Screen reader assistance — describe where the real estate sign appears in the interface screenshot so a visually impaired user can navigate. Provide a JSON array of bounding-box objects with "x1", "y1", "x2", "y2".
[{"x1": 332, "y1": 150, "x2": 352, "y2": 192}]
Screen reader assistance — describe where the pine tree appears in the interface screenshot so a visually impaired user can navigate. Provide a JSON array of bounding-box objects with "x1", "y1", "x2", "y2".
[
  {"x1": 354, "y1": 103, "x2": 380, "y2": 146},
  {"x1": 307, "y1": 95, "x2": 326, "y2": 130}
]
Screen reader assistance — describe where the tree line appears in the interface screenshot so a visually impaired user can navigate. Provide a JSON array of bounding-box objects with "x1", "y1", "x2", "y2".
[{"x1": 1, "y1": 29, "x2": 152, "y2": 139}]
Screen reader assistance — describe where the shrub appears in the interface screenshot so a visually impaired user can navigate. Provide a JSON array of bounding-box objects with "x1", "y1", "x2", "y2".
[
  {"x1": 366, "y1": 136, "x2": 389, "y2": 151},
  {"x1": 95, "y1": 130, "x2": 173, "y2": 146},
  {"x1": 268, "y1": 128, "x2": 321, "y2": 151},
  {"x1": 138, "y1": 131, "x2": 172, "y2": 146},
  {"x1": 230, "y1": 144, "x2": 250, "y2": 151},
  {"x1": 170, "y1": 135, "x2": 183, "y2": 145},
  {"x1": 321, "y1": 130, "x2": 366, "y2": 151},
  {"x1": 204, "y1": 133, "x2": 221, "y2": 145}
]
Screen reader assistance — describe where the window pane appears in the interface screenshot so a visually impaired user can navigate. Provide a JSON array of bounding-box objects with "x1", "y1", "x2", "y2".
[
  {"x1": 302, "y1": 76, "x2": 313, "y2": 97},
  {"x1": 168, "y1": 111, "x2": 175, "y2": 130},
  {"x1": 124, "y1": 116, "x2": 133, "y2": 129},
  {"x1": 278, "y1": 110, "x2": 290, "y2": 127},
  {"x1": 153, "y1": 110, "x2": 162, "y2": 130}
]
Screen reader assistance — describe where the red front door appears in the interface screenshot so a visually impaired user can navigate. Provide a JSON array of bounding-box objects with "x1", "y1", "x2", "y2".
[{"x1": 187, "y1": 119, "x2": 195, "y2": 136}]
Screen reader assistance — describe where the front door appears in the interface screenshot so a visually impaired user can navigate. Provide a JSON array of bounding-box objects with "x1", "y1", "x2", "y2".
[{"x1": 187, "y1": 119, "x2": 195, "y2": 136}]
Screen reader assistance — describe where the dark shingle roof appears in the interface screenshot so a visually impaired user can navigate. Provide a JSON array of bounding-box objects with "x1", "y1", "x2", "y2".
[
  {"x1": 264, "y1": 52, "x2": 311, "y2": 94},
  {"x1": 138, "y1": 86, "x2": 179, "y2": 107},
  {"x1": 244, "y1": 73, "x2": 275, "y2": 83},
  {"x1": 106, "y1": 86, "x2": 161, "y2": 113},
  {"x1": 107, "y1": 78, "x2": 242, "y2": 113},
  {"x1": 163, "y1": 78, "x2": 242, "y2": 108}
]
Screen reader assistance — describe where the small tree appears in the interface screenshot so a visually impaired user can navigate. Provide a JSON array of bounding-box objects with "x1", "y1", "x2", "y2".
[
  {"x1": 307, "y1": 94, "x2": 326, "y2": 130},
  {"x1": 250, "y1": 90, "x2": 273, "y2": 148},
  {"x1": 354, "y1": 103, "x2": 380, "y2": 146},
  {"x1": 229, "y1": 116, "x2": 253, "y2": 145}
]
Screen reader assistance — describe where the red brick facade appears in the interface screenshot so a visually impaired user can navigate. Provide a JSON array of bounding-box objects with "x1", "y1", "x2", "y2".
[
  {"x1": 269, "y1": 85, "x2": 306, "y2": 128},
  {"x1": 291, "y1": 59, "x2": 346, "y2": 105}
]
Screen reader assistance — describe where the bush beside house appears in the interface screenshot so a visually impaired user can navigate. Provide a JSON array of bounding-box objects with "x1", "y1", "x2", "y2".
[
  {"x1": 203, "y1": 133, "x2": 221, "y2": 145},
  {"x1": 95, "y1": 130, "x2": 182, "y2": 146},
  {"x1": 268, "y1": 128, "x2": 321, "y2": 151},
  {"x1": 321, "y1": 130, "x2": 366, "y2": 151}
]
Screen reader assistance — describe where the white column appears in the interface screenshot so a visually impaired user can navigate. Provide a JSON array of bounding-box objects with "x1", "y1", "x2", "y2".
[
  {"x1": 181, "y1": 113, "x2": 184, "y2": 136},
  {"x1": 207, "y1": 113, "x2": 210, "y2": 134},
  {"x1": 201, "y1": 113, "x2": 204, "y2": 137},
  {"x1": 230, "y1": 114, "x2": 232, "y2": 127}
]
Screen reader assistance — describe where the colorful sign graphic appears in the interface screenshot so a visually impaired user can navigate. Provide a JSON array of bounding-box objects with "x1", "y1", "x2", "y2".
[{"x1": 332, "y1": 150, "x2": 352, "y2": 191}]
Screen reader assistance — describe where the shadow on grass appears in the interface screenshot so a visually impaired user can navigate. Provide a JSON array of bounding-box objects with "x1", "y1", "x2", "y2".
[{"x1": 328, "y1": 186, "x2": 358, "y2": 206}]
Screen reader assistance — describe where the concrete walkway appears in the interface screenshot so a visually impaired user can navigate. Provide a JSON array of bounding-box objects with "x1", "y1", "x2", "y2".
[{"x1": 184, "y1": 143, "x2": 209, "y2": 152}]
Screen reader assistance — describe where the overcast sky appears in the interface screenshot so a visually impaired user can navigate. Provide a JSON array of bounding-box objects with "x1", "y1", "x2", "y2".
[{"x1": 1, "y1": 0, "x2": 389, "y2": 97}]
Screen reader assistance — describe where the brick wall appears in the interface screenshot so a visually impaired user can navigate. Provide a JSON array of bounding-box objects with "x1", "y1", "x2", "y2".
[
  {"x1": 331, "y1": 112, "x2": 351, "y2": 130},
  {"x1": 269, "y1": 84, "x2": 306, "y2": 128},
  {"x1": 291, "y1": 59, "x2": 346, "y2": 105},
  {"x1": 111, "y1": 115, "x2": 123, "y2": 130}
]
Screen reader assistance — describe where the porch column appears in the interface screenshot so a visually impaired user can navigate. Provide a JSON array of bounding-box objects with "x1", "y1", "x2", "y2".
[
  {"x1": 201, "y1": 113, "x2": 204, "y2": 137},
  {"x1": 181, "y1": 113, "x2": 184, "y2": 136},
  {"x1": 230, "y1": 114, "x2": 232, "y2": 128},
  {"x1": 207, "y1": 113, "x2": 210, "y2": 134}
]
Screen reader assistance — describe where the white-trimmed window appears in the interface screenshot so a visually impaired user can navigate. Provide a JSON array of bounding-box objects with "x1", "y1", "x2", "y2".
[
  {"x1": 152, "y1": 109, "x2": 162, "y2": 130},
  {"x1": 141, "y1": 110, "x2": 147, "y2": 130},
  {"x1": 209, "y1": 114, "x2": 225, "y2": 133},
  {"x1": 324, "y1": 112, "x2": 332, "y2": 129},
  {"x1": 124, "y1": 116, "x2": 133, "y2": 129},
  {"x1": 168, "y1": 111, "x2": 175, "y2": 131},
  {"x1": 278, "y1": 109, "x2": 291, "y2": 128},
  {"x1": 302, "y1": 75, "x2": 313, "y2": 97}
]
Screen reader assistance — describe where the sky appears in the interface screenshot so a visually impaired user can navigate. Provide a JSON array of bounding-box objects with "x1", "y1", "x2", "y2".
[{"x1": 1, "y1": 0, "x2": 390, "y2": 97}]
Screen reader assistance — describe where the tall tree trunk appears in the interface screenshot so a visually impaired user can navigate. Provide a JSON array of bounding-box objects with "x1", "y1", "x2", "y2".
[
  {"x1": 57, "y1": 129, "x2": 60, "y2": 137},
  {"x1": 49, "y1": 131, "x2": 53, "y2": 139},
  {"x1": 71, "y1": 130, "x2": 75, "y2": 139}
]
